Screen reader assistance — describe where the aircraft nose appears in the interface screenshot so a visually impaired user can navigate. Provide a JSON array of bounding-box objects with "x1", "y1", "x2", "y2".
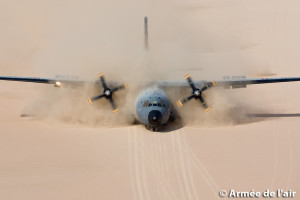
[{"x1": 148, "y1": 110, "x2": 162, "y2": 125}]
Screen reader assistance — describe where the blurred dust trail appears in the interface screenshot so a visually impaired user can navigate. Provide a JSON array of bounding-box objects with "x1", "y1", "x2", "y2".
[
  {"x1": 135, "y1": 129, "x2": 150, "y2": 200},
  {"x1": 128, "y1": 128, "x2": 138, "y2": 200},
  {"x1": 154, "y1": 133, "x2": 171, "y2": 180},
  {"x1": 132, "y1": 129, "x2": 144, "y2": 200},
  {"x1": 156, "y1": 135, "x2": 165, "y2": 172},
  {"x1": 175, "y1": 132, "x2": 200, "y2": 200},
  {"x1": 171, "y1": 132, "x2": 197, "y2": 200},
  {"x1": 179, "y1": 129, "x2": 221, "y2": 200},
  {"x1": 171, "y1": 134, "x2": 189, "y2": 199},
  {"x1": 150, "y1": 134, "x2": 162, "y2": 171},
  {"x1": 128, "y1": 127, "x2": 147, "y2": 200},
  {"x1": 154, "y1": 133, "x2": 176, "y2": 198},
  {"x1": 131, "y1": 128, "x2": 179, "y2": 200},
  {"x1": 143, "y1": 130, "x2": 174, "y2": 200},
  {"x1": 161, "y1": 135, "x2": 172, "y2": 181},
  {"x1": 146, "y1": 133, "x2": 165, "y2": 198},
  {"x1": 24, "y1": 85, "x2": 133, "y2": 128}
]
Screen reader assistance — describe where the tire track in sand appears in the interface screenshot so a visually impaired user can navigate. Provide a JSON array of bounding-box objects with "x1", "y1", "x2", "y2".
[
  {"x1": 146, "y1": 132, "x2": 165, "y2": 199},
  {"x1": 128, "y1": 127, "x2": 150, "y2": 200},
  {"x1": 170, "y1": 131, "x2": 188, "y2": 200},
  {"x1": 177, "y1": 131, "x2": 200, "y2": 200},
  {"x1": 128, "y1": 127, "x2": 138, "y2": 200},
  {"x1": 136, "y1": 128, "x2": 179, "y2": 200},
  {"x1": 179, "y1": 129, "x2": 221, "y2": 200},
  {"x1": 134, "y1": 127, "x2": 150, "y2": 200},
  {"x1": 171, "y1": 131, "x2": 198, "y2": 200},
  {"x1": 146, "y1": 128, "x2": 178, "y2": 199}
]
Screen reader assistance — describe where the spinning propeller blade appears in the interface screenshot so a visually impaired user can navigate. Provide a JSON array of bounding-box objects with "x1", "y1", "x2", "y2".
[
  {"x1": 88, "y1": 74, "x2": 127, "y2": 113},
  {"x1": 177, "y1": 74, "x2": 214, "y2": 111}
]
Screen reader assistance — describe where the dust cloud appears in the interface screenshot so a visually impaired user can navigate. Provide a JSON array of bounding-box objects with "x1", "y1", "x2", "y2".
[
  {"x1": 0, "y1": 0, "x2": 286, "y2": 127},
  {"x1": 2, "y1": 1, "x2": 300, "y2": 199}
]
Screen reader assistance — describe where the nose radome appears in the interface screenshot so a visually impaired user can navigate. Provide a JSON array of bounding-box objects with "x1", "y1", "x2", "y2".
[{"x1": 148, "y1": 110, "x2": 162, "y2": 125}]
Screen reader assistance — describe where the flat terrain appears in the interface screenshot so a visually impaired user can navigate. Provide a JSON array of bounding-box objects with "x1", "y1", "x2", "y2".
[
  {"x1": 1, "y1": 81, "x2": 299, "y2": 200},
  {"x1": 0, "y1": 0, "x2": 300, "y2": 199}
]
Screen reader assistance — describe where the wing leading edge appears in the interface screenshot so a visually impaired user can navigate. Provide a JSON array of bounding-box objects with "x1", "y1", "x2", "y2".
[
  {"x1": 158, "y1": 77, "x2": 300, "y2": 88},
  {"x1": 0, "y1": 76, "x2": 51, "y2": 83},
  {"x1": 2, "y1": 76, "x2": 300, "y2": 88},
  {"x1": 211, "y1": 77, "x2": 300, "y2": 87},
  {"x1": 0, "y1": 76, "x2": 90, "y2": 86}
]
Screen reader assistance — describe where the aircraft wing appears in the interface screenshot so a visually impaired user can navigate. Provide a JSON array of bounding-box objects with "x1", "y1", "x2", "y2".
[
  {"x1": 158, "y1": 77, "x2": 300, "y2": 89},
  {"x1": 0, "y1": 74, "x2": 127, "y2": 113},
  {"x1": 209, "y1": 77, "x2": 300, "y2": 87},
  {"x1": 0, "y1": 76, "x2": 93, "y2": 87},
  {"x1": 158, "y1": 76, "x2": 300, "y2": 111},
  {"x1": 2, "y1": 75, "x2": 300, "y2": 88}
]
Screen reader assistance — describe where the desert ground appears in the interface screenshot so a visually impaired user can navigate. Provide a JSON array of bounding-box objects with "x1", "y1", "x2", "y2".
[{"x1": 0, "y1": 0, "x2": 300, "y2": 199}]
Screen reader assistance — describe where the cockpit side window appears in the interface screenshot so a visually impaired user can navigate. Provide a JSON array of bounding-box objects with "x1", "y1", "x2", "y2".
[
  {"x1": 143, "y1": 101, "x2": 149, "y2": 107},
  {"x1": 160, "y1": 100, "x2": 166, "y2": 107},
  {"x1": 158, "y1": 103, "x2": 161, "y2": 107},
  {"x1": 148, "y1": 103, "x2": 152, "y2": 107}
]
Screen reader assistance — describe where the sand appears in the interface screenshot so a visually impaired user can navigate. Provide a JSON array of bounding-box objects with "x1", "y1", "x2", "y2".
[{"x1": 0, "y1": 0, "x2": 300, "y2": 199}]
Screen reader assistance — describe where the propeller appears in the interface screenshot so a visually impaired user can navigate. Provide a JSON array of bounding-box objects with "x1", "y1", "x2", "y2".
[
  {"x1": 88, "y1": 73, "x2": 127, "y2": 113},
  {"x1": 177, "y1": 74, "x2": 215, "y2": 112}
]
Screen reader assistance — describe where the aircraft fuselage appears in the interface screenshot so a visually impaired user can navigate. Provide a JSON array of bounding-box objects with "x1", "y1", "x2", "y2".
[{"x1": 136, "y1": 87, "x2": 172, "y2": 131}]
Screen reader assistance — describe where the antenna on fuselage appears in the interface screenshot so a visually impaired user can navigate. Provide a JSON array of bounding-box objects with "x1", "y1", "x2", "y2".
[{"x1": 144, "y1": 16, "x2": 149, "y2": 51}]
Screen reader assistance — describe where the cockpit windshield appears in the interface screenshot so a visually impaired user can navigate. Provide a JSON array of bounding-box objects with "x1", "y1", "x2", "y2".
[{"x1": 143, "y1": 101, "x2": 166, "y2": 107}]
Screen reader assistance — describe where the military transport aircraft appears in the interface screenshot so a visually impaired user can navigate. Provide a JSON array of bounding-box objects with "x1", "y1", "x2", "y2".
[{"x1": 1, "y1": 17, "x2": 300, "y2": 131}]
